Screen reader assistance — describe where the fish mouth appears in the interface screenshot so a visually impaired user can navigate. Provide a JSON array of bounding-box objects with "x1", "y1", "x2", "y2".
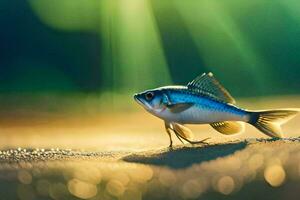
[{"x1": 134, "y1": 94, "x2": 144, "y2": 106}]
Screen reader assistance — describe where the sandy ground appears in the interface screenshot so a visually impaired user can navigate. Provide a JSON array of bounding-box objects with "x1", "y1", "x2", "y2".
[
  {"x1": 0, "y1": 96, "x2": 299, "y2": 200},
  {"x1": 0, "y1": 139, "x2": 300, "y2": 200}
]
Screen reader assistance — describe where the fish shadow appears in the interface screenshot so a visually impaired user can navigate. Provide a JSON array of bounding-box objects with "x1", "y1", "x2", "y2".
[{"x1": 122, "y1": 141, "x2": 247, "y2": 169}]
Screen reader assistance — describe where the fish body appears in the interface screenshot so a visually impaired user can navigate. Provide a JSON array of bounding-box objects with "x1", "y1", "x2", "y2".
[
  {"x1": 134, "y1": 72, "x2": 299, "y2": 147},
  {"x1": 151, "y1": 86, "x2": 249, "y2": 124}
]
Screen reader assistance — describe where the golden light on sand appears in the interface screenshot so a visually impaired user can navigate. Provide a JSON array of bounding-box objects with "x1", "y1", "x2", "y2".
[
  {"x1": 18, "y1": 170, "x2": 32, "y2": 185},
  {"x1": 217, "y1": 176, "x2": 235, "y2": 195},
  {"x1": 67, "y1": 179, "x2": 97, "y2": 199},
  {"x1": 106, "y1": 179, "x2": 125, "y2": 197},
  {"x1": 264, "y1": 165, "x2": 286, "y2": 187}
]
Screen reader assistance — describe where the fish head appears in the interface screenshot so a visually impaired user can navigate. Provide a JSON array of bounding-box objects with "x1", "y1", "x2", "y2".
[{"x1": 134, "y1": 89, "x2": 166, "y2": 114}]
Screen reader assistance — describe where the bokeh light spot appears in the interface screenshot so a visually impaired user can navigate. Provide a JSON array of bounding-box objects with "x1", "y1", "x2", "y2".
[
  {"x1": 110, "y1": 172, "x2": 130, "y2": 186},
  {"x1": 248, "y1": 154, "x2": 264, "y2": 170},
  {"x1": 106, "y1": 179, "x2": 125, "y2": 197},
  {"x1": 68, "y1": 179, "x2": 97, "y2": 199},
  {"x1": 217, "y1": 176, "x2": 235, "y2": 195},
  {"x1": 49, "y1": 182, "x2": 69, "y2": 200},
  {"x1": 17, "y1": 184, "x2": 35, "y2": 200},
  {"x1": 18, "y1": 170, "x2": 32, "y2": 185},
  {"x1": 158, "y1": 170, "x2": 176, "y2": 187},
  {"x1": 129, "y1": 165, "x2": 153, "y2": 183},
  {"x1": 36, "y1": 179, "x2": 51, "y2": 196},
  {"x1": 72, "y1": 166, "x2": 102, "y2": 184},
  {"x1": 181, "y1": 179, "x2": 203, "y2": 199},
  {"x1": 264, "y1": 165, "x2": 286, "y2": 187}
]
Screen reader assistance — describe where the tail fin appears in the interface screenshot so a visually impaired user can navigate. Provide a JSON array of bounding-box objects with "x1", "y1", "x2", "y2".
[{"x1": 248, "y1": 109, "x2": 299, "y2": 138}]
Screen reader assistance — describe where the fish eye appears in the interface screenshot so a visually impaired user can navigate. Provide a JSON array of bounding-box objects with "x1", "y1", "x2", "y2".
[{"x1": 145, "y1": 92, "x2": 154, "y2": 101}]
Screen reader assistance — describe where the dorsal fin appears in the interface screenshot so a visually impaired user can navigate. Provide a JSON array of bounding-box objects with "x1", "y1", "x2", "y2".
[{"x1": 187, "y1": 72, "x2": 236, "y2": 104}]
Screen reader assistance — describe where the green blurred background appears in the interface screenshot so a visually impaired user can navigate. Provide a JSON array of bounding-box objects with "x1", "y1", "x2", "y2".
[
  {"x1": 0, "y1": 3, "x2": 300, "y2": 199},
  {"x1": 1, "y1": 0, "x2": 300, "y2": 113}
]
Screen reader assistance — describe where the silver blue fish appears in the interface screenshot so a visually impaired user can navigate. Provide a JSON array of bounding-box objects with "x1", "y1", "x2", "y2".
[{"x1": 134, "y1": 72, "x2": 299, "y2": 147}]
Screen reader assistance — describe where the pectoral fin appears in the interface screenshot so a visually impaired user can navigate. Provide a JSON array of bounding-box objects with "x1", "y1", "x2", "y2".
[
  {"x1": 171, "y1": 123, "x2": 210, "y2": 145},
  {"x1": 210, "y1": 121, "x2": 245, "y2": 135},
  {"x1": 172, "y1": 123, "x2": 194, "y2": 140},
  {"x1": 167, "y1": 103, "x2": 194, "y2": 113}
]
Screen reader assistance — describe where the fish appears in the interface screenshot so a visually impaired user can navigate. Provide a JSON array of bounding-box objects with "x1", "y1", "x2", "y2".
[{"x1": 134, "y1": 72, "x2": 300, "y2": 147}]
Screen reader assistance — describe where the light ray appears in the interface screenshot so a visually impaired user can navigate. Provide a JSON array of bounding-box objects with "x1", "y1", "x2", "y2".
[{"x1": 173, "y1": 0, "x2": 275, "y2": 95}]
